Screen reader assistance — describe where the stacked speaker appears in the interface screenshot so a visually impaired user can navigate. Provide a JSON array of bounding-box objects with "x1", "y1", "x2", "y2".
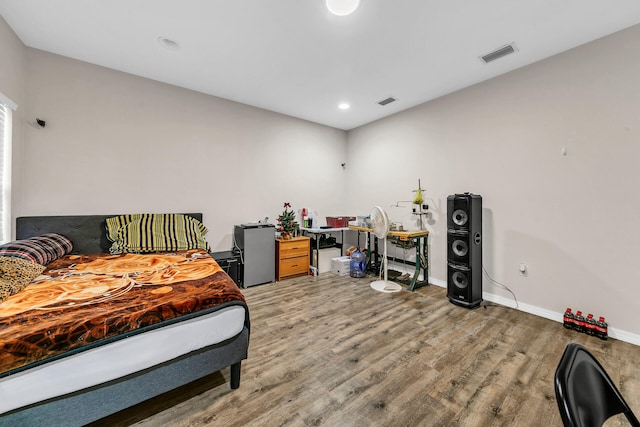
[{"x1": 447, "y1": 193, "x2": 483, "y2": 308}]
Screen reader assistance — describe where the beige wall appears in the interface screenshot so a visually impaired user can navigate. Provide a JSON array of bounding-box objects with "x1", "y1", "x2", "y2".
[
  {"x1": 17, "y1": 48, "x2": 347, "y2": 251},
  {"x1": 346, "y1": 24, "x2": 640, "y2": 340}
]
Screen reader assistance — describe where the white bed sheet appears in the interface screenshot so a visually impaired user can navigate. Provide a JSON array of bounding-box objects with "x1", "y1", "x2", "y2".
[{"x1": 0, "y1": 304, "x2": 246, "y2": 414}]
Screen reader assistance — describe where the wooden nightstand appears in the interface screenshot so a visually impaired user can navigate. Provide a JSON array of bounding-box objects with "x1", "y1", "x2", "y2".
[{"x1": 276, "y1": 236, "x2": 310, "y2": 281}]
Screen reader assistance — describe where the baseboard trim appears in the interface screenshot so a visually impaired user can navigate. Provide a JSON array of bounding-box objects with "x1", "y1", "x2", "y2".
[
  {"x1": 608, "y1": 328, "x2": 640, "y2": 346},
  {"x1": 429, "y1": 277, "x2": 447, "y2": 288},
  {"x1": 428, "y1": 276, "x2": 640, "y2": 347}
]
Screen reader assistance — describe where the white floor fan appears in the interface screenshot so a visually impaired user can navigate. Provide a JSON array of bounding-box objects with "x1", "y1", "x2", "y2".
[{"x1": 370, "y1": 206, "x2": 403, "y2": 293}]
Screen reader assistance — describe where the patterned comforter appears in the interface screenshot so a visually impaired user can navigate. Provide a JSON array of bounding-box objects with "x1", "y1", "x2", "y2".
[{"x1": 0, "y1": 249, "x2": 246, "y2": 376}]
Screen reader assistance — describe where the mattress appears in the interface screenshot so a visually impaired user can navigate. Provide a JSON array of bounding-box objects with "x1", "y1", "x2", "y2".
[
  {"x1": 0, "y1": 305, "x2": 246, "y2": 414},
  {"x1": 0, "y1": 249, "x2": 247, "y2": 414}
]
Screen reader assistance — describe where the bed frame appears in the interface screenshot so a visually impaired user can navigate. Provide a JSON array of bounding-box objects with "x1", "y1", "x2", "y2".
[{"x1": 1, "y1": 214, "x2": 250, "y2": 426}]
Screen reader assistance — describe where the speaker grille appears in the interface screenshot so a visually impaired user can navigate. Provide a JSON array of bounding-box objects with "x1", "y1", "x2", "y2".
[
  {"x1": 452, "y1": 239, "x2": 468, "y2": 257},
  {"x1": 452, "y1": 209, "x2": 468, "y2": 227},
  {"x1": 452, "y1": 271, "x2": 468, "y2": 289}
]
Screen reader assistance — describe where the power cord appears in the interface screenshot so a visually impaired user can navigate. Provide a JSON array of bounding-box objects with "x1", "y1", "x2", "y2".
[
  {"x1": 232, "y1": 230, "x2": 244, "y2": 265},
  {"x1": 482, "y1": 265, "x2": 519, "y2": 309}
]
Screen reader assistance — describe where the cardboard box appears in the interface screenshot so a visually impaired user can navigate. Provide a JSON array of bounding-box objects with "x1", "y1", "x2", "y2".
[
  {"x1": 331, "y1": 256, "x2": 351, "y2": 276},
  {"x1": 313, "y1": 248, "x2": 341, "y2": 273}
]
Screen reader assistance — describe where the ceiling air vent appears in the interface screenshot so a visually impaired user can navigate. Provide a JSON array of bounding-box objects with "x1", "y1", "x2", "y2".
[
  {"x1": 378, "y1": 97, "x2": 397, "y2": 106},
  {"x1": 480, "y1": 43, "x2": 517, "y2": 63}
]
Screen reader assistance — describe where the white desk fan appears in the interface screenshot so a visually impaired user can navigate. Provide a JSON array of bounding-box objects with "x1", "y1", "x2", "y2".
[{"x1": 370, "y1": 206, "x2": 403, "y2": 293}]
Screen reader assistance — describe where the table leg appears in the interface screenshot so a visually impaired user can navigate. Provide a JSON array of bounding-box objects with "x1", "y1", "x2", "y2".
[
  {"x1": 423, "y1": 234, "x2": 428, "y2": 286},
  {"x1": 365, "y1": 231, "x2": 372, "y2": 272},
  {"x1": 370, "y1": 235, "x2": 377, "y2": 273},
  {"x1": 408, "y1": 237, "x2": 421, "y2": 291},
  {"x1": 405, "y1": 236, "x2": 430, "y2": 291}
]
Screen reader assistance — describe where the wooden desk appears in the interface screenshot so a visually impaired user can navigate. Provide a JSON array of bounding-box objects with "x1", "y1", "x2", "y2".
[{"x1": 348, "y1": 226, "x2": 429, "y2": 291}]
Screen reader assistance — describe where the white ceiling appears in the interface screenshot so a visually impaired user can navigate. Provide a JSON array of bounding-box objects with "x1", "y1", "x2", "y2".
[{"x1": 2, "y1": 0, "x2": 640, "y2": 131}]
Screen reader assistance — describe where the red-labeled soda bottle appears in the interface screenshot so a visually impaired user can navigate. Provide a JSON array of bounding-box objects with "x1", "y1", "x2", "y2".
[
  {"x1": 563, "y1": 308, "x2": 574, "y2": 329},
  {"x1": 596, "y1": 316, "x2": 609, "y2": 340},
  {"x1": 574, "y1": 310, "x2": 585, "y2": 333},
  {"x1": 585, "y1": 313, "x2": 597, "y2": 336}
]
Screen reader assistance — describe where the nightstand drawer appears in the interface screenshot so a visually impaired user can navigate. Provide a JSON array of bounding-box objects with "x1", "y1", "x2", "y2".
[
  {"x1": 279, "y1": 241, "x2": 310, "y2": 258},
  {"x1": 279, "y1": 256, "x2": 308, "y2": 277}
]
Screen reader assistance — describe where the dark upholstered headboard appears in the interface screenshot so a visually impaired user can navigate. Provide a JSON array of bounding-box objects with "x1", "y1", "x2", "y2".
[{"x1": 16, "y1": 213, "x2": 203, "y2": 255}]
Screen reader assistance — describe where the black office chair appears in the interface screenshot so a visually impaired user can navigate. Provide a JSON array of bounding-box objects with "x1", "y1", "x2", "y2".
[{"x1": 554, "y1": 343, "x2": 640, "y2": 427}]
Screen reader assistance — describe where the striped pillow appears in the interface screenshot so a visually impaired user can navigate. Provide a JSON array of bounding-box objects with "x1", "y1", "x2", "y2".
[
  {"x1": 0, "y1": 233, "x2": 73, "y2": 265},
  {"x1": 106, "y1": 214, "x2": 210, "y2": 254},
  {"x1": 106, "y1": 214, "x2": 202, "y2": 241}
]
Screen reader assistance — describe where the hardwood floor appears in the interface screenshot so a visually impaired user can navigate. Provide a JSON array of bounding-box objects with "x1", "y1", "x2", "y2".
[{"x1": 112, "y1": 273, "x2": 640, "y2": 426}]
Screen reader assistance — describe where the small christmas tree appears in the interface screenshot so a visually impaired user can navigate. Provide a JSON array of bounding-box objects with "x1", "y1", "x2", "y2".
[{"x1": 277, "y1": 202, "x2": 299, "y2": 238}]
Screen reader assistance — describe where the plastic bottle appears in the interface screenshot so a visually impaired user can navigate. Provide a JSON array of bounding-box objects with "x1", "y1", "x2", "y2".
[
  {"x1": 585, "y1": 313, "x2": 597, "y2": 336},
  {"x1": 596, "y1": 316, "x2": 609, "y2": 340},
  {"x1": 350, "y1": 247, "x2": 367, "y2": 278},
  {"x1": 563, "y1": 308, "x2": 574, "y2": 329},
  {"x1": 574, "y1": 311, "x2": 585, "y2": 333}
]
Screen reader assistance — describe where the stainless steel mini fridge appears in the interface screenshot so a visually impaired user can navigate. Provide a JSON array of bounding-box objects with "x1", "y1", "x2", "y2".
[{"x1": 234, "y1": 223, "x2": 275, "y2": 287}]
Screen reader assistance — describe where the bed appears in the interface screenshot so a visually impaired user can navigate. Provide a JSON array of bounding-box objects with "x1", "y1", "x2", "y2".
[{"x1": 0, "y1": 213, "x2": 250, "y2": 426}]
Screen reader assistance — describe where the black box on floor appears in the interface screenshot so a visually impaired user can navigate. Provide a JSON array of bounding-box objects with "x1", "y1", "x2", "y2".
[{"x1": 210, "y1": 250, "x2": 241, "y2": 287}]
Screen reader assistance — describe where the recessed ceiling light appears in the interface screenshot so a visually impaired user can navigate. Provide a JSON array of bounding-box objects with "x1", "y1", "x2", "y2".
[
  {"x1": 157, "y1": 36, "x2": 180, "y2": 51},
  {"x1": 326, "y1": 0, "x2": 360, "y2": 16},
  {"x1": 338, "y1": 103, "x2": 350, "y2": 110}
]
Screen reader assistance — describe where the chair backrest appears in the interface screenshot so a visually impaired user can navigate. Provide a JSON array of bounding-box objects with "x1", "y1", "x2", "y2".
[{"x1": 554, "y1": 343, "x2": 640, "y2": 427}]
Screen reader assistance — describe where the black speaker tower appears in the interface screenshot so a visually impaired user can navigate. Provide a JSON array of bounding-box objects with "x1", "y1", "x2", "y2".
[{"x1": 447, "y1": 193, "x2": 482, "y2": 308}]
